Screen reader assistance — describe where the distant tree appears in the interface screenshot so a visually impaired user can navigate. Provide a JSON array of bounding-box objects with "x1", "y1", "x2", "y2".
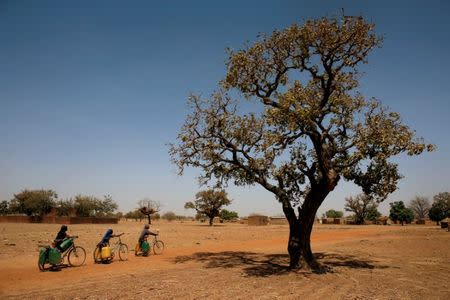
[
  {"x1": 73, "y1": 195, "x2": 98, "y2": 217},
  {"x1": 366, "y1": 206, "x2": 381, "y2": 221},
  {"x1": 124, "y1": 209, "x2": 142, "y2": 221},
  {"x1": 162, "y1": 211, "x2": 176, "y2": 222},
  {"x1": 115, "y1": 211, "x2": 124, "y2": 219},
  {"x1": 345, "y1": 194, "x2": 379, "y2": 224},
  {"x1": 428, "y1": 192, "x2": 450, "y2": 225},
  {"x1": 98, "y1": 194, "x2": 118, "y2": 217},
  {"x1": 220, "y1": 209, "x2": 239, "y2": 221},
  {"x1": 389, "y1": 201, "x2": 414, "y2": 225},
  {"x1": 72, "y1": 195, "x2": 117, "y2": 217},
  {"x1": 169, "y1": 14, "x2": 434, "y2": 269},
  {"x1": 9, "y1": 189, "x2": 57, "y2": 217},
  {"x1": 185, "y1": 189, "x2": 231, "y2": 226},
  {"x1": 195, "y1": 212, "x2": 206, "y2": 221},
  {"x1": 324, "y1": 209, "x2": 343, "y2": 219},
  {"x1": 55, "y1": 199, "x2": 75, "y2": 217},
  {"x1": 0, "y1": 200, "x2": 9, "y2": 215},
  {"x1": 138, "y1": 198, "x2": 161, "y2": 224},
  {"x1": 408, "y1": 196, "x2": 430, "y2": 219}
]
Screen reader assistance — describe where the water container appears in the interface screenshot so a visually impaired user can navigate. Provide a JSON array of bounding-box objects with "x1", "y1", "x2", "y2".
[
  {"x1": 101, "y1": 246, "x2": 111, "y2": 259},
  {"x1": 48, "y1": 248, "x2": 61, "y2": 265},
  {"x1": 60, "y1": 238, "x2": 73, "y2": 251},
  {"x1": 141, "y1": 241, "x2": 150, "y2": 253}
]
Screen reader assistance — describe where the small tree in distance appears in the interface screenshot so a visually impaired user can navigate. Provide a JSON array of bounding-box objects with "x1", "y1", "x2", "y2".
[
  {"x1": 389, "y1": 201, "x2": 414, "y2": 226},
  {"x1": 138, "y1": 198, "x2": 161, "y2": 224},
  {"x1": 220, "y1": 209, "x2": 239, "y2": 221},
  {"x1": 185, "y1": 189, "x2": 231, "y2": 226},
  {"x1": 162, "y1": 211, "x2": 176, "y2": 222},
  {"x1": 0, "y1": 200, "x2": 9, "y2": 215},
  {"x1": 324, "y1": 209, "x2": 343, "y2": 218},
  {"x1": 345, "y1": 194, "x2": 379, "y2": 224},
  {"x1": 9, "y1": 189, "x2": 57, "y2": 217},
  {"x1": 408, "y1": 196, "x2": 430, "y2": 219},
  {"x1": 428, "y1": 192, "x2": 450, "y2": 225}
]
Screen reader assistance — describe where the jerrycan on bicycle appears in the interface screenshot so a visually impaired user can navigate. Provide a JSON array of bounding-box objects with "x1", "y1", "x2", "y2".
[
  {"x1": 38, "y1": 247, "x2": 61, "y2": 265},
  {"x1": 60, "y1": 238, "x2": 73, "y2": 251},
  {"x1": 101, "y1": 246, "x2": 112, "y2": 259}
]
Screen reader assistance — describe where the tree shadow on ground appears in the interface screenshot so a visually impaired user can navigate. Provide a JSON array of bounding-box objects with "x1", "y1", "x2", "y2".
[{"x1": 173, "y1": 251, "x2": 390, "y2": 277}]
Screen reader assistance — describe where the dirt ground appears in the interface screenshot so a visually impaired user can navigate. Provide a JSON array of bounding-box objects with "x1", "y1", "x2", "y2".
[{"x1": 0, "y1": 220, "x2": 449, "y2": 300}]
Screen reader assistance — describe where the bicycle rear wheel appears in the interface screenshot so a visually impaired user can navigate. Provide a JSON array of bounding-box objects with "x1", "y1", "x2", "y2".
[
  {"x1": 153, "y1": 240, "x2": 165, "y2": 255},
  {"x1": 68, "y1": 246, "x2": 86, "y2": 267},
  {"x1": 118, "y1": 243, "x2": 128, "y2": 261}
]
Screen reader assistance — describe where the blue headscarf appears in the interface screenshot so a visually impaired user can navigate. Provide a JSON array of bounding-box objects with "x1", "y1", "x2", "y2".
[{"x1": 100, "y1": 229, "x2": 113, "y2": 244}]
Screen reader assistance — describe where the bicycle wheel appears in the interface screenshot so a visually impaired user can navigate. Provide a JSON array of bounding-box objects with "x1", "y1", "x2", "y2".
[
  {"x1": 118, "y1": 243, "x2": 128, "y2": 261},
  {"x1": 38, "y1": 257, "x2": 51, "y2": 271},
  {"x1": 152, "y1": 240, "x2": 165, "y2": 255},
  {"x1": 68, "y1": 246, "x2": 86, "y2": 267},
  {"x1": 93, "y1": 245, "x2": 102, "y2": 263}
]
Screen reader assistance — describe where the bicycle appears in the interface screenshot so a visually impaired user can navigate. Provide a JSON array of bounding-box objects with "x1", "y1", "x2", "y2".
[
  {"x1": 38, "y1": 236, "x2": 86, "y2": 271},
  {"x1": 93, "y1": 233, "x2": 128, "y2": 263},
  {"x1": 135, "y1": 234, "x2": 164, "y2": 256}
]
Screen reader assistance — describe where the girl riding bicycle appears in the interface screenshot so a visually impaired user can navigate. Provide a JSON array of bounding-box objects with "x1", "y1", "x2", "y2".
[{"x1": 54, "y1": 225, "x2": 74, "y2": 251}]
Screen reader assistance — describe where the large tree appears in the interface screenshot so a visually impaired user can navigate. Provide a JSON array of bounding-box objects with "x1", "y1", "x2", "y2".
[
  {"x1": 170, "y1": 15, "x2": 433, "y2": 269},
  {"x1": 408, "y1": 196, "x2": 430, "y2": 220},
  {"x1": 184, "y1": 189, "x2": 231, "y2": 226},
  {"x1": 345, "y1": 194, "x2": 379, "y2": 224},
  {"x1": 73, "y1": 194, "x2": 118, "y2": 217},
  {"x1": 428, "y1": 192, "x2": 450, "y2": 224},
  {"x1": 389, "y1": 201, "x2": 414, "y2": 226},
  {"x1": 9, "y1": 189, "x2": 57, "y2": 217}
]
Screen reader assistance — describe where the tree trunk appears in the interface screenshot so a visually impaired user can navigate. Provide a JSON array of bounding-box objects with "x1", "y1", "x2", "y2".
[
  {"x1": 281, "y1": 169, "x2": 339, "y2": 270},
  {"x1": 283, "y1": 190, "x2": 327, "y2": 270},
  {"x1": 209, "y1": 217, "x2": 213, "y2": 226},
  {"x1": 291, "y1": 208, "x2": 320, "y2": 269}
]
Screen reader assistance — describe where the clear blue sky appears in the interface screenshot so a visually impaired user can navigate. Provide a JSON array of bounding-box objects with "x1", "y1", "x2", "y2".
[{"x1": 1, "y1": 0, "x2": 449, "y2": 216}]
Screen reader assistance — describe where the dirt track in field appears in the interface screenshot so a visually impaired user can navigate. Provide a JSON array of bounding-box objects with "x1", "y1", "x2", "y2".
[{"x1": 0, "y1": 221, "x2": 449, "y2": 299}]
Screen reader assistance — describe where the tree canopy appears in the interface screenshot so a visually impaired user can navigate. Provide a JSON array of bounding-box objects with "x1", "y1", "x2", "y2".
[
  {"x1": 428, "y1": 192, "x2": 450, "y2": 224},
  {"x1": 408, "y1": 196, "x2": 430, "y2": 220},
  {"x1": 73, "y1": 194, "x2": 118, "y2": 217},
  {"x1": 324, "y1": 209, "x2": 343, "y2": 218},
  {"x1": 389, "y1": 201, "x2": 414, "y2": 225},
  {"x1": 170, "y1": 14, "x2": 433, "y2": 269},
  {"x1": 185, "y1": 189, "x2": 231, "y2": 226},
  {"x1": 345, "y1": 194, "x2": 380, "y2": 224},
  {"x1": 9, "y1": 189, "x2": 57, "y2": 217},
  {"x1": 220, "y1": 209, "x2": 239, "y2": 221}
]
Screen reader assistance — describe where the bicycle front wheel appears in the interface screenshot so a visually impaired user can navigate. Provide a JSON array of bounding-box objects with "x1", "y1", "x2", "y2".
[
  {"x1": 68, "y1": 246, "x2": 86, "y2": 267},
  {"x1": 153, "y1": 240, "x2": 165, "y2": 255},
  {"x1": 118, "y1": 243, "x2": 128, "y2": 261}
]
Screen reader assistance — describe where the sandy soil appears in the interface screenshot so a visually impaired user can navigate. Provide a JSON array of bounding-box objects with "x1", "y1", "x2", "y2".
[{"x1": 0, "y1": 220, "x2": 449, "y2": 299}]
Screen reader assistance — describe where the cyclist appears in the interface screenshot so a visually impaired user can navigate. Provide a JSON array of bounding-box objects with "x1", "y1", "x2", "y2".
[
  {"x1": 54, "y1": 225, "x2": 73, "y2": 251},
  {"x1": 98, "y1": 228, "x2": 119, "y2": 247},
  {"x1": 137, "y1": 224, "x2": 158, "y2": 253}
]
